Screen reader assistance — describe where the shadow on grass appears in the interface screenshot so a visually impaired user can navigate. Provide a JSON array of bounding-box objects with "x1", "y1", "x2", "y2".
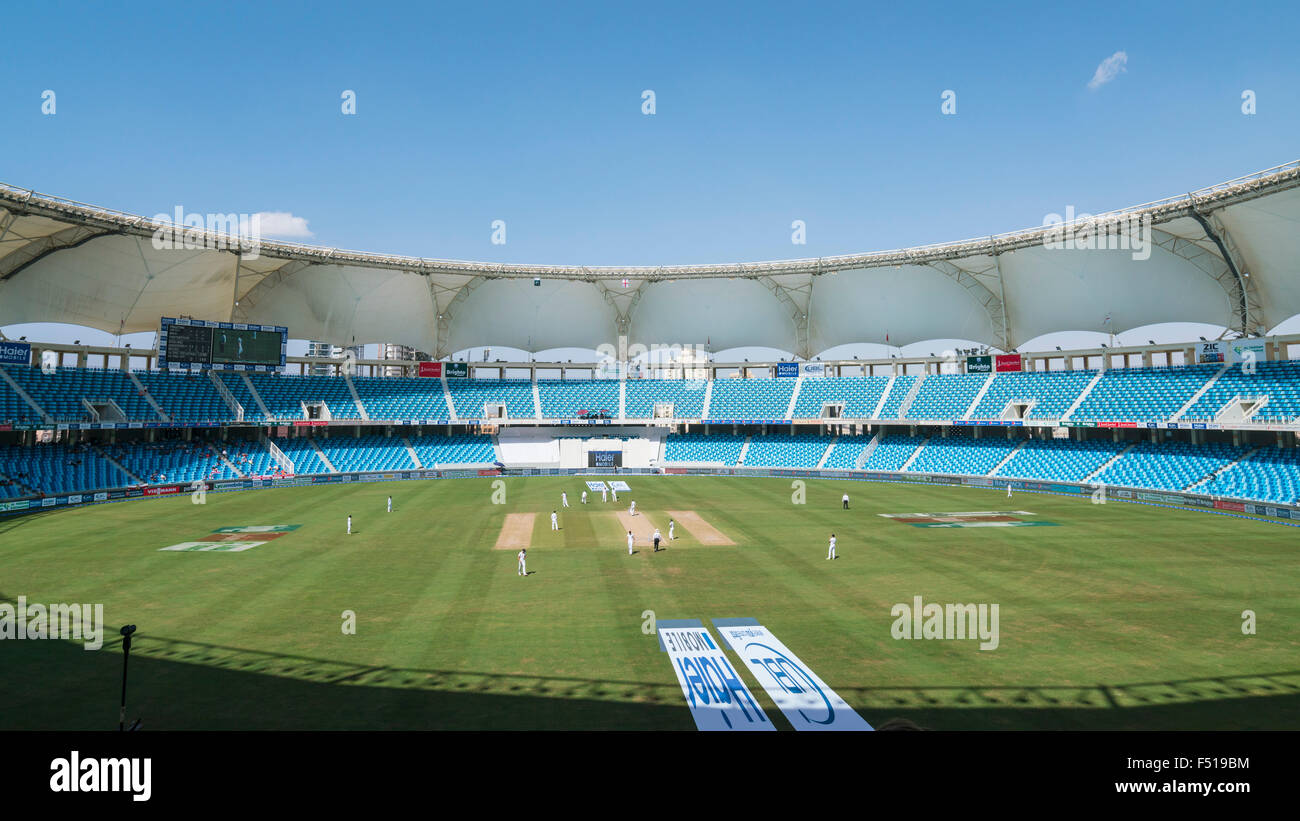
[{"x1": 3, "y1": 626, "x2": 1299, "y2": 730}]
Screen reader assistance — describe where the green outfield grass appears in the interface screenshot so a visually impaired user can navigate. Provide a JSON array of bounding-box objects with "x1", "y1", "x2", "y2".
[{"x1": 2, "y1": 475, "x2": 1298, "y2": 730}]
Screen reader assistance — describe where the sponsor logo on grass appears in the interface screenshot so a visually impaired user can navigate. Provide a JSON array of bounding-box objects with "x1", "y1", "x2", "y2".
[
  {"x1": 891, "y1": 595, "x2": 1000, "y2": 651},
  {"x1": 211, "y1": 525, "x2": 301, "y2": 533},
  {"x1": 879, "y1": 511, "x2": 1058, "y2": 528},
  {"x1": 713, "y1": 618, "x2": 872, "y2": 731},
  {"x1": 0, "y1": 596, "x2": 104, "y2": 650},
  {"x1": 584, "y1": 481, "x2": 609, "y2": 492},
  {"x1": 160, "y1": 525, "x2": 299, "y2": 552},
  {"x1": 658, "y1": 620, "x2": 773, "y2": 732},
  {"x1": 608, "y1": 480, "x2": 631, "y2": 492}
]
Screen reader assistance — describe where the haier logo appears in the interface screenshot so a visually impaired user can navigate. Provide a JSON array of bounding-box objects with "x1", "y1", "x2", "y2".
[
  {"x1": 659, "y1": 626, "x2": 773, "y2": 731},
  {"x1": 0, "y1": 341, "x2": 32, "y2": 365}
]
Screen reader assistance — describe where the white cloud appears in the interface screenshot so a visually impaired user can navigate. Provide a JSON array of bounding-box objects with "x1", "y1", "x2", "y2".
[
  {"x1": 250, "y1": 211, "x2": 313, "y2": 238},
  {"x1": 1088, "y1": 51, "x2": 1128, "y2": 90}
]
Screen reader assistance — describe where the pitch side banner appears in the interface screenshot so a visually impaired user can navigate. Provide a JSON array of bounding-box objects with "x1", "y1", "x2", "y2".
[
  {"x1": 1196, "y1": 341, "x2": 1226, "y2": 363},
  {"x1": 0, "y1": 340, "x2": 31, "y2": 365},
  {"x1": 658, "y1": 623, "x2": 773, "y2": 731},
  {"x1": 713, "y1": 618, "x2": 873, "y2": 731},
  {"x1": 1229, "y1": 340, "x2": 1267, "y2": 364},
  {"x1": 995, "y1": 354, "x2": 1023, "y2": 372}
]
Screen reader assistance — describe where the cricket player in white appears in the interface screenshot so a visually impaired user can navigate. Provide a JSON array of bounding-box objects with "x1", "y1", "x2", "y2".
[
  {"x1": 612, "y1": 488, "x2": 619, "y2": 503},
  {"x1": 1007, "y1": 484, "x2": 1012, "y2": 498},
  {"x1": 827, "y1": 533, "x2": 836, "y2": 560},
  {"x1": 601, "y1": 486, "x2": 608, "y2": 503},
  {"x1": 517, "y1": 549, "x2": 527, "y2": 576},
  {"x1": 562, "y1": 492, "x2": 569, "y2": 508},
  {"x1": 347, "y1": 514, "x2": 352, "y2": 535},
  {"x1": 627, "y1": 530, "x2": 634, "y2": 555},
  {"x1": 668, "y1": 519, "x2": 675, "y2": 540},
  {"x1": 387, "y1": 495, "x2": 392, "y2": 513},
  {"x1": 581, "y1": 490, "x2": 588, "y2": 504},
  {"x1": 629, "y1": 500, "x2": 636, "y2": 516},
  {"x1": 550, "y1": 510, "x2": 559, "y2": 531}
]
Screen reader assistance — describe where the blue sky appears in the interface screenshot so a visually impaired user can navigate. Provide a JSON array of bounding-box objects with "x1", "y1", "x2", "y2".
[{"x1": 3, "y1": 0, "x2": 1298, "y2": 361}]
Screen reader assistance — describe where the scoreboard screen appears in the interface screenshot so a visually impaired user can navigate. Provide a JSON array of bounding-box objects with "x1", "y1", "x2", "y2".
[
  {"x1": 588, "y1": 450, "x2": 622, "y2": 469},
  {"x1": 211, "y1": 328, "x2": 282, "y2": 366},
  {"x1": 159, "y1": 317, "x2": 287, "y2": 372},
  {"x1": 163, "y1": 323, "x2": 213, "y2": 363}
]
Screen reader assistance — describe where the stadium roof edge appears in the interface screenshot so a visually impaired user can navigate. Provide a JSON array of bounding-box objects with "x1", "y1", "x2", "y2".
[
  {"x1": 4, "y1": 160, "x2": 1300, "y2": 357},
  {"x1": 1, "y1": 160, "x2": 1297, "y2": 278}
]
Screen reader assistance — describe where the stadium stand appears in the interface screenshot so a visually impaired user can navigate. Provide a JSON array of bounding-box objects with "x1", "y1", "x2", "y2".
[
  {"x1": 792, "y1": 376, "x2": 890, "y2": 419},
  {"x1": 708, "y1": 378, "x2": 795, "y2": 419},
  {"x1": 446, "y1": 379, "x2": 535, "y2": 420},
  {"x1": 663, "y1": 433, "x2": 746, "y2": 465},
  {"x1": 994, "y1": 437, "x2": 1128, "y2": 482},
  {"x1": 968, "y1": 369, "x2": 1100, "y2": 421},
  {"x1": 2, "y1": 364, "x2": 1299, "y2": 507},
  {"x1": 625, "y1": 378, "x2": 708, "y2": 419},
  {"x1": 1200, "y1": 447, "x2": 1300, "y2": 504},
  {"x1": 1182, "y1": 360, "x2": 1300, "y2": 423},
  {"x1": 742, "y1": 434, "x2": 834, "y2": 468},
  {"x1": 351, "y1": 376, "x2": 451, "y2": 421},
  {"x1": 1091, "y1": 440, "x2": 1248, "y2": 492},
  {"x1": 905, "y1": 373, "x2": 989, "y2": 420},
  {"x1": 906, "y1": 433, "x2": 1019, "y2": 475},
  {"x1": 1071, "y1": 365, "x2": 1221, "y2": 423},
  {"x1": 877, "y1": 375, "x2": 917, "y2": 419},
  {"x1": 537, "y1": 379, "x2": 619, "y2": 419},
  {"x1": 862, "y1": 435, "x2": 926, "y2": 470}
]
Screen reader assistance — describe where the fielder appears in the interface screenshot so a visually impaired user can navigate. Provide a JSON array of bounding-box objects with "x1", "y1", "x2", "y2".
[
  {"x1": 517, "y1": 548, "x2": 527, "y2": 576},
  {"x1": 601, "y1": 486, "x2": 608, "y2": 503},
  {"x1": 551, "y1": 510, "x2": 559, "y2": 531},
  {"x1": 1006, "y1": 484, "x2": 1013, "y2": 498},
  {"x1": 347, "y1": 514, "x2": 353, "y2": 535},
  {"x1": 612, "y1": 488, "x2": 619, "y2": 503},
  {"x1": 827, "y1": 533, "x2": 837, "y2": 560},
  {"x1": 652, "y1": 528, "x2": 662, "y2": 552},
  {"x1": 669, "y1": 519, "x2": 675, "y2": 540},
  {"x1": 387, "y1": 495, "x2": 392, "y2": 513},
  {"x1": 581, "y1": 490, "x2": 588, "y2": 504},
  {"x1": 629, "y1": 500, "x2": 637, "y2": 516},
  {"x1": 627, "y1": 530, "x2": 635, "y2": 555},
  {"x1": 562, "y1": 492, "x2": 570, "y2": 508}
]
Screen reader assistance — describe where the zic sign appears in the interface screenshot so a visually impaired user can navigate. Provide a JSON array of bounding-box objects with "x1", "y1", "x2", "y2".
[{"x1": 713, "y1": 618, "x2": 872, "y2": 731}]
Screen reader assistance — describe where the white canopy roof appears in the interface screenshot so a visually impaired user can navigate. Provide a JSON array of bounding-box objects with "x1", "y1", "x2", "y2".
[{"x1": 2, "y1": 161, "x2": 1297, "y2": 358}]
